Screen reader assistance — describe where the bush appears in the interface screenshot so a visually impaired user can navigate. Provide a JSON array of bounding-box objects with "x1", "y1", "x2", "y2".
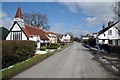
[
  {"x1": 88, "y1": 37, "x2": 96, "y2": 47},
  {"x1": 109, "y1": 45, "x2": 120, "y2": 54},
  {"x1": 99, "y1": 44, "x2": 120, "y2": 54},
  {"x1": 2, "y1": 40, "x2": 37, "y2": 69},
  {"x1": 99, "y1": 44, "x2": 109, "y2": 52},
  {"x1": 40, "y1": 46, "x2": 47, "y2": 51},
  {"x1": 47, "y1": 43, "x2": 60, "y2": 49}
]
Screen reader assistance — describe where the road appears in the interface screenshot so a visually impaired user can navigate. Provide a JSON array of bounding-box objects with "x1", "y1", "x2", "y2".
[{"x1": 14, "y1": 42, "x2": 116, "y2": 78}]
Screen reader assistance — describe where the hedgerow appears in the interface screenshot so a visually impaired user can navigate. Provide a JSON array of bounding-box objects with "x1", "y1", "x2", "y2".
[{"x1": 2, "y1": 40, "x2": 37, "y2": 68}]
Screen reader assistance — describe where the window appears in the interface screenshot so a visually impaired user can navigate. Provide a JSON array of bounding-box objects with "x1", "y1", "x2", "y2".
[
  {"x1": 115, "y1": 40, "x2": 118, "y2": 45},
  {"x1": 104, "y1": 34, "x2": 105, "y2": 36},
  {"x1": 13, "y1": 32, "x2": 21, "y2": 40},
  {"x1": 108, "y1": 30, "x2": 112, "y2": 35}
]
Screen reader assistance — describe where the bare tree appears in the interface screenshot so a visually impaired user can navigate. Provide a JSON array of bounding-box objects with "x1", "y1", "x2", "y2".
[
  {"x1": 112, "y1": 1, "x2": 120, "y2": 22},
  {"x1": 23, "y1": 12, "x2": 50, "y2": 31}
]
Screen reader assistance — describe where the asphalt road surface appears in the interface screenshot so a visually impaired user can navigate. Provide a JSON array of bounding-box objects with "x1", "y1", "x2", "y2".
[{"x1": 14, "y1": 42, "x2": 116, "y2": 78}]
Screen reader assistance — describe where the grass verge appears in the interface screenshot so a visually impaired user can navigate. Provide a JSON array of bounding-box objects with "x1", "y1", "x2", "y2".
[{"x1": 1, "y1": 43, "x2": 70, "y2": 79}]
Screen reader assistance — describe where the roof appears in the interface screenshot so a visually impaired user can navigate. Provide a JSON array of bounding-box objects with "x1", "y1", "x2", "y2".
[
  {"x1": 98, "y1": 22, "x2": 119, "y2": 36},
  {"x1": 22, "y1": 25, "x2": 49, "y2": 40},
  {"x1": 47, "y1": 32, "x2": 56, "y2": 35},
  {"x1": 14, "y1": 6, "x2": 23, "y2": 18}
]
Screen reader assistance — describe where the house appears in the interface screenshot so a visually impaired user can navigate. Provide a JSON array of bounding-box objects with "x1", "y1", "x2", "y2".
[
  {"x1": 6, "y1": 6, "x2": 49, "y2": 48},
  {"x1": 97, "y1": 21, "x2": 120, "y2": 45},
  {"x1": 47, "y1": 32, "x2": 57, "y2": 43},
  {"x1": 81, "y1": 34, "x2": 91, "y2": 42},
  {"x1": 61, "y1": 34, "x2": 71, "y2": 43}
]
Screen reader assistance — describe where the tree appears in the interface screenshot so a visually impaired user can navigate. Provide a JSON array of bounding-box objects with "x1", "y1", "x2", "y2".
[
  {"x1": 23, "y1": 12, "x2": 50, "y2": 31},
  {"x1": 0, "y1": 27, "x2": 9, "y2": 40},
  {"x1": 112, "y1": 1, "x2": 120, "y2": 22}
]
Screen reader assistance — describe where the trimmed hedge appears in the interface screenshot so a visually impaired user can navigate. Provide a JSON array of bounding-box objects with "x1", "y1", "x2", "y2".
[{"x1": 2, "y1": 40, "x2": 37, "y2": 69}]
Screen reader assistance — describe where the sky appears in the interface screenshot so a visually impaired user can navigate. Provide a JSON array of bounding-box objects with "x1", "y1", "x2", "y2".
[{"x1": 1, "y1": 1, "x2": 116, "y2": 37}]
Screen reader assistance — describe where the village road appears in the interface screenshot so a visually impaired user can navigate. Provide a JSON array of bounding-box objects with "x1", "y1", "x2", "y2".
[{"x1": 14, "y1": 42, "x2": 116, "y2": 78}]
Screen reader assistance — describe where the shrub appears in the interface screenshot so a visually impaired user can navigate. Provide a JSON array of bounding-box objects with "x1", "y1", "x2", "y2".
[
  {"x1": 40, "y1": 46, "x2": 47, "y2": 51},
  {"x1": 47, "y1": 43, "x2": 59, "y2": 49},
  {"x1": 109, "y1": 45, "x2": 120, "y2": 54},
  {"x1": 88, "y1": 37, "x2": 96, "y2": 47},
  {"x1": 99, "y1": 44, "x2": 109, "y2": 52},
  {"x1": 2, "y1": 40, "x2": 37, "y2": 69},
  {"x1": 99, "y1": 44, "x2": 120, "y2": 54}
]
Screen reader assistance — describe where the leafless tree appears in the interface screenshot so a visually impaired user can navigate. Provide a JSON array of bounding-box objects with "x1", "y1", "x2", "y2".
[
  {"x1": 112, "y1": 1, "x2": 120, "y2": 22},
  {"x1": 112, "y1": 1, "x2": 120, "y2": 62},
  {"x1": 23, "y1": 12, "x2": 50, "y2": 31}
]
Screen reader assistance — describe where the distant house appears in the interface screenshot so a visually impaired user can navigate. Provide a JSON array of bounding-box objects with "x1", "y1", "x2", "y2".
[
  {"x1": 81, "y1": 34, "x2": 91, "y2": 42},
  {"x1": 6, "y1": 6, "x2": 49, "y2": 48},
  {"x1": 61, "y1": 34, "x2": 71, "y2": 43},
  {"x1": 97, "y1": 21, "x2": 120, "y2": 45},
  {"x1": 47, "y1": 32, "x2": 57, "y2": 43}
]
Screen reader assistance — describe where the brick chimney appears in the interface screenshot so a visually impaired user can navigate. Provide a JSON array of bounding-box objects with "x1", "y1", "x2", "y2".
[{"x1": 108, "y1": 21, "x2": 113, "y2": 27}]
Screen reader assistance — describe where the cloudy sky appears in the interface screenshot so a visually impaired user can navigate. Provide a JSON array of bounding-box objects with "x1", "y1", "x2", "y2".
[{"x1": 1, "y1": 1, "x2": 116, "y2": 37}]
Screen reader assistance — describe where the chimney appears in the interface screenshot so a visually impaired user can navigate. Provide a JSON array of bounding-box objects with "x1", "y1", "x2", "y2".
[
  {"x1": 102, "y1": 24, "x2": 105, "y2": 30},
  {"x1": 108, "y1": 21, "x2": 113, "y2": 27}
]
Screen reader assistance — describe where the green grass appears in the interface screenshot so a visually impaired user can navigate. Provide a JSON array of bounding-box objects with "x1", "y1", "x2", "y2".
[
  {"x1": 1, "y1": 52, "x2": 55, "y2": 79},
  {"x1": 1, "y1": 43, "x2": 70, "y2": 79}
]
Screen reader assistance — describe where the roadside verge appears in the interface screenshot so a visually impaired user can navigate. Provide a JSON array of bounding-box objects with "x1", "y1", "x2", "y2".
[{"x1": 1, "y1": 43, "x2": 72, "y2": 79}]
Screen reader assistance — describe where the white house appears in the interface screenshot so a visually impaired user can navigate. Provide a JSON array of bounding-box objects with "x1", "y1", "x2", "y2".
[
  {"x1": 47, "y1": 32, "x2": 57, "y2": 43},
  {"x1": 6, "y1": 6, "x2": 49, "y2": 49},
  {"x1": 98, "y1": 21, "x2": 120, "y2": 45},
  {"x1": 61, "y1": 34, "x2": 71, "y2": 43},
  {"x1": 81, "y1": 34, "x2": 91, "y2": 41}
]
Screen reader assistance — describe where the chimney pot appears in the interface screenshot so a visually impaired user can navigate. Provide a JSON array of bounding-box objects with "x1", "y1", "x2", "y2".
[{"x1": 108, "y1": 21, "x2": 113, "y2": 27}]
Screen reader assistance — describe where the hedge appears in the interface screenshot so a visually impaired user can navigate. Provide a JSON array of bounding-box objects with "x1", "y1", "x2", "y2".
[
  {"x1": 99, "y1": 44, "x2": 120, "y2": 54},
  {"x1": 2, "y1": 40, "x2": 37, "y2": 69},
  {"x1": 47, "y1": 43, "x2": 60, "y2": 49}
]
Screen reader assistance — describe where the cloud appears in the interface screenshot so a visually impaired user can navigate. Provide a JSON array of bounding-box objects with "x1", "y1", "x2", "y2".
[
  {"x1": 60, "y1": 2, "x2": 78, "y2": 13},
  {"x1": 0, "y1": 11, "x2": 12, "y2": 29},
  {"x1": 51, "y1": 23, "x2": 91, "y2": 37},
  {"x1": 67, "y1": 25, "x2": 92, "y2": 37},
  {"x1": 86, "y1": 17, "x2": 97, "y2": 26},
  {"x1": 60, "y1": 2, "x2": 115, "y2": 27},
  {"x1": 50, "y1": 22, "x2": 66, "y2": 34}
]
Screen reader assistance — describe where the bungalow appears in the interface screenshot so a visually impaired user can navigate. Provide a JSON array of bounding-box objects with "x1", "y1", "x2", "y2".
[
  {"x1": 6, "y1": 6, "x2": 49, "y2": 49},
  {"x1": 47, "y1": 32, "x2": 57, "y2": 43},
  {"x1": 97, "y1": 21, "x2": 120, "y2": 45}
]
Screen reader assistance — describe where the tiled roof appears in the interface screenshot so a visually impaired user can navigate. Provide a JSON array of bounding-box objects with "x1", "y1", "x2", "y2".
[
  {"x1": 21, "y1": 28, "x2": 30, "y2": 38},
  {"x1": 22, "y1": 25, "x2": 49, "y2": 40},
  {"x1": 47, "y1": 32, "x2": 56, "y2": 35},
  {"x1": 14, "y1": 6, "x2": 23, "y2": 18}
]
